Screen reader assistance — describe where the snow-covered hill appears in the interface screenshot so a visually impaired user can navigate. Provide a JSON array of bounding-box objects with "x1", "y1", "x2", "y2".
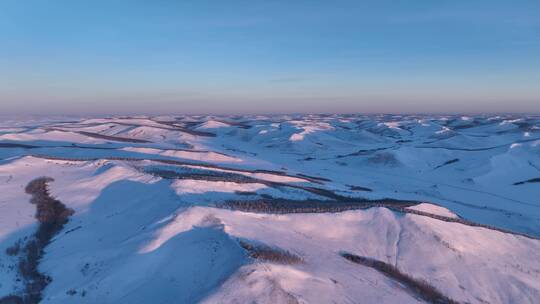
[{"x1": 1, "y1": 114, "x2": 539, "y2": 303}]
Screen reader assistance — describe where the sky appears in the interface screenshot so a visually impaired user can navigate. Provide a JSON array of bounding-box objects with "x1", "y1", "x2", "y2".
[{"x1": 0, "y1": 0, "x2": 539, "y2": 115}]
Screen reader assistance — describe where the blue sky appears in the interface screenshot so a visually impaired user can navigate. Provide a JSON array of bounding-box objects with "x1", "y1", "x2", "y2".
[{"x1": 0, "y1": 0, "x2": 539, "y2": 114}]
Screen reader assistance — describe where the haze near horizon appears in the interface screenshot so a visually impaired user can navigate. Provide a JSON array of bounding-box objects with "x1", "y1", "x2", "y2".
[{"x1": 1, "y1": 0, "x2": 539, "y2": 114}]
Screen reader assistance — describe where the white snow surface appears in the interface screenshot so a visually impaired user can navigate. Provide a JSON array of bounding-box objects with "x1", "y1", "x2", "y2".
[
  {"x1": 197, "y1": 120, "x2": 231, "y2": 129},
  {"x1": 406, "y1": 203, "x2": 459, "y2": 218},
  {"x1": 1, "y1": 114, "x2": 540, "y2": 303}
]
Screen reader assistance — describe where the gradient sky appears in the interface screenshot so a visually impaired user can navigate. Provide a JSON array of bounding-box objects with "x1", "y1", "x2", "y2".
[{"x1": 1, "y1": 0, "x2": 539, "y2": 115}]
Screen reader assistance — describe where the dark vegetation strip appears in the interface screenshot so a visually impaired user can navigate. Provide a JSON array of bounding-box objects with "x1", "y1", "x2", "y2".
[
  {"x1": 178, "y1": 121, "x2": 204, "y2": 129},
  {"x1": 32, "y1": 155, "x2": 342, "y2": 200},
  {"x1": 340, "y1": 252, "x2": 459, "y2": 304},
  {"x1": 336, "y1": 147, "x2": 392, "y2": 158},
  {"x1": 389, "y1": 207, "x2": 538, "y2": 240},
  {"x1": 513, "y1": 177, "x2": 540, "y2": 185},
  {"x1": 112, "y1": 121, "x2": 217, "y2": 137},
  {"x1": 42, "y1": 127, "x2": 152, "y2": 143},
  {"x1": 76, "y1": 131, "x2": 151, "y2": 143},
  {"x1": 221, "y1": 197, "x2": 539, "y2": 240},
  {"x1": 295, "y1": 173, "x2": 331, "y2": 182},
  {"x1": 239, "y1": 241, "x2": 302, "y2": 264},
  {"x1": 434, "y1": 158, "x2": 459, "y2": 170},
  {"x1": 416, "y1": 137, "x2": 540, "y2": 152},
  {"x1": 0, "y1": 295, "x2": 24, "y2": 304},
  {"x1": 234, "y1": 191, "x2": 258, "y2": 196},
  {"x1": 0, "y1": 141, "x2": 119, "y2": 150},
  {"x1": 47, "y1": 122, "x2": 105, "y2": 129},
  {"x1": 50, "y1": 120, "x2": 216, "y2": 137},
  {"x1": 1, "y1": 178, "x2": 74, "y2": 304},
  {"x1": 451, "y1": 122, "x2": 485, "y2": 130},
  {"x1": 528, "y1": 161, "x2": 540, "y2": 172},
  {"x1": 146, "y1": 168, "x2": 258, "y2": 184},
  {"x1": 27, "y1": 157, "x2": 538, "y2": 239},
  {"x1": 59, "y1": 144, "x2": 117, "y2": 150},
  {"x1": 151, "y1": 121, "x2": 217, "y2": 137},
  {"x1": 415, "y1": 145, "x2": 503, "y2": 152},
  {"x1": 297, "y1": 186, "x2": 355, "y2": 200},
  {"x1": 220, "y1": 198, "x2": 417, "y2": 214},
  {"x1": 420, "y1": 135, "x2": 459, "y2": 145},
  {"x1": 146, "y1": 168, "x2": 353, "y2": 201},
  {"x1": 224, "y1": 147, "x2": 258, "y2": 157},
  {"x1": 183, "y1": 164, "x2": 314, "y2": 182},
  {"x1": 31, "y1": 155, "x2": 321, "y2": 184},
  {"x1": 111, "y1": 121, "x2": 188, "y2": 131},
  {"x1": 0, "y1": 140, "x2": 228, "y2": 155},
  {"x1": 143, "y1": 163, "x2": 309, "y2": 186},
  {"x1": 0, "y1": 143, "x2": 38, "y2": 149},
  {"x1": 347, "y1": 185, "x2": 373, "y2": 192},
  {"x1": 157, "y1": 147, "x2": 233, "y2": 156},
  {"x1": 214, "y1": 119, "x2": 252, "y2": 129},
  {"x1": 178, "y1": 128, "x2": 216, "y2": 137}
]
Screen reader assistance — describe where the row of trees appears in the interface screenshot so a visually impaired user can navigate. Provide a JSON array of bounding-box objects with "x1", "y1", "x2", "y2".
[
  {"x1": 340, "y1": 252, "x2": 458, "y2": 304},
  {"x1": 1, "y1": 177, "x2": 74, "y2": 304}
]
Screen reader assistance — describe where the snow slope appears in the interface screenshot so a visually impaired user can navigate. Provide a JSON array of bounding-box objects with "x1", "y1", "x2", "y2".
[{"x1": 1, "y1": 114, "x2": 539, "y2": 303}]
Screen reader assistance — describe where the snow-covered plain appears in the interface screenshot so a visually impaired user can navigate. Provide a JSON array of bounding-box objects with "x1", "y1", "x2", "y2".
[{"x1": 0, "y1": 114, "x2": 539, "y2": 303}]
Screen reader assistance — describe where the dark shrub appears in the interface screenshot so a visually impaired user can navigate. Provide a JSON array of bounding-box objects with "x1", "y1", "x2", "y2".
[
  {"x1": 8, "y1": 177, "x2": 74, "y2": 304},
  {"x1": 5, "y1": 240, "x2": 21, "y2": 256},
  {"x1": 239, "y1": 241, "x2": 302, "y2": 264}
]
